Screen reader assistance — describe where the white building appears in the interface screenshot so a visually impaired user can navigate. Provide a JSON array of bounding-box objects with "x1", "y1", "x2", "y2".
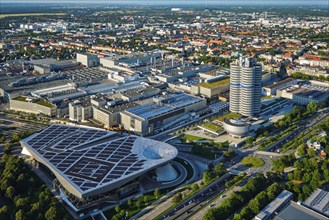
[
  {"x1": 230, "y1": 57, "x2": 262, "y2": 116},
  {"x1": 76, "y1": 53, "x2": 100, "y2": 67}
]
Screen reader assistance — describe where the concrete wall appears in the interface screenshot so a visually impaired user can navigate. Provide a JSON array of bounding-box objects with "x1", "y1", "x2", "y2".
[
  {"x1": 100, "y1": 58, "x2": 117, "y2": 68},
  {"x1": 10, "y1": 100, "x2": 56, "y2": 116},
  {"x1": 77, "y1": 53, "x2": 100, "y2": 67},
  {"x1": 69, "y1": 103, "x2": 93, "y2": 122},
  {"x1": 93, "y1": 107, "x2": 121, "y2": 128},
  {"x1": 120, "y1": 112, "x2": 147, "y2": 135},
  {"x1": 199, "y1": 84, "x2": 229, "y2": 98}
]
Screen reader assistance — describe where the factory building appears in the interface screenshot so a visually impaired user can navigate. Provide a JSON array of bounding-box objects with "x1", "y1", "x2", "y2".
[
  {"x1": 10, "y1": 96, "x2": 56, "y2": 117},
  {"x1": 76, "y1": 53, "x2": 100, "y2": 67},
  {"x1": 69, "y1": 99, "x2": 93, "y2": 122},
  {"x1": 277, "y1": 84, "x2": 329, "y2": 105},
  {"x1": 93, "y1": 102, "x2": 139, "y2": 128},
  {"x1": 263, "y1": 78, "x2": 296, "y2": 96},
  {"x1": 120, "y1": 93, "x2": 207, "y2": 135},
  {"x1": 303, "y1": 188, "x2": 329, "y2": 217}
]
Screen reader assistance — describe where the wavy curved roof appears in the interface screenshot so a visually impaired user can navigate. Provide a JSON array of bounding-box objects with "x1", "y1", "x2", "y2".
[{"x1": 21, "y1": 124, "x2": 177, "y2": 198}]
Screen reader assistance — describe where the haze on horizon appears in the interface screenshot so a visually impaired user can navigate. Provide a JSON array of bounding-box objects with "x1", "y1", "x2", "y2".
[{"x1": 2, "y1": 0, "x2": 328, "y2": 5}]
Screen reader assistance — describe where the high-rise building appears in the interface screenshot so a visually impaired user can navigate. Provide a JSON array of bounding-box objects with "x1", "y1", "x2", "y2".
[{"x1": 229, "y1": 57, "x2": 262, "y2": 117}]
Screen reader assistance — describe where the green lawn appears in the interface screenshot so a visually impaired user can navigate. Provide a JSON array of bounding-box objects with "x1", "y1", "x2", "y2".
[
  {"x1": 182, "y1": 134, "x2": 206, "y2": 142},
  {"x1": 217, "y1": 112, "x2": 241, "y2": 121},
  {"x1": 241, "y1": 156, "x2": 265, "y2": 167},
  {"x1": 13, "y1": 96, "x2": 28, "y2": 102},
  {"x1": 261, "y1": 95, "x2": 273, "y2": 100},
  {"x1": 196, "y1": 77, "x2": 230, "y2": 88},
  {"x1": 35, "y1": 99, "x2": 55, "y2": 108},
  {"x1": 201, "y1": 122, "x2": 222, "y2": 132}
]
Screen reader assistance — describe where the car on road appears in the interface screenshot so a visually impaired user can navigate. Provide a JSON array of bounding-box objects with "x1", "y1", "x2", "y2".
[
  {"x1": 209, "y1": 203, "x2": 216, "y2": 207},
  {"x1": 220, "y1": 194, "x2": 226, "y2": 198}
]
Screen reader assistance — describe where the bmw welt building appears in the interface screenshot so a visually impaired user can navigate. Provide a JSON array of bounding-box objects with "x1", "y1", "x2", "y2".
[{"x1": 20, "y1": 124, "x2": 178, "y2": 213}]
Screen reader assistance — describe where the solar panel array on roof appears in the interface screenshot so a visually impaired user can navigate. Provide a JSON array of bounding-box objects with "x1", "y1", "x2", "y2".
[
  {"x1": 21, "y1": 124, "x2": 178, "y2": 199},
  {"x1": 25, "y1": 125, "x2": 147, "y2": 192}
]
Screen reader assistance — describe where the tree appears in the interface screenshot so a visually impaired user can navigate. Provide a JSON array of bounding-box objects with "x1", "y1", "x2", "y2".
[
  {"x1": 3, "y1": 143, "x2": 12, "y2": 155},
  {"x1": 214, "y1": 163, "x2": 225, "y2": 176},
  {"x1": 302, "y1": 172, "x2": 312, "y2": 182},
  {"x1": 192, "y1": 183, "x2": 199, "y2": 191},
  {"x1": 267, "y1": 182, "x2": 281, "y2": 200},
  {"x1": 154, "y1": 188, "x2": 161, "y2": 199},
  {"x1": 45, "y1": 206, "x2": 59, "y2": 220},
  {"x1": 5, "y1": 185, "x2": 16, "y2": 199},
  {"x1": 245, "y1": 137, "x2": 255, "y2": 146},
  {"x1": 15, "y1": 197, "x2": 29, "y2": 209},
  {"x1": 30, "y1": 202, "x2": 42, "y2": 217},
  {"x1": 115, "y1": 205, "x2": 121, "y2": 213},
  {"x1": 0, "y1": 136, "x2": 5, "y2": 143},
  {"x1": 203, "y1": 171, "x2": 213, "y2": 184},
  {"x1": 263, "y1": 131, "x2": 269, "y2": 137},
  {"x1": 0, "y1": 205, "x2": 9, "y2": 220},
  {"x1": 240, "y1": 206, "x2": 253, "y2": 219},
  {"x1": 15, "y1": 209, "x2": 25, "y2": 220},
  {"x1": 143, "y1": 196, "x2": 149, "y2": 204},
  {"x1": 223, "y1": 148, "x2": 235, "y2": 158},
  {"x1": 119, "y1": 210, "x2": 126, "y2": 219},
  {"x1": 307, "y1": 101, "x2": 318, "y2": 114},
  {"x1": 248, "y1": 198, "x2": 261, "y2": 214},
  {"x1": 172, "y1": 192, "x2": 183, "y2": 204},
  {"x1": 233, "y1": 213, "x2": 243, "y2": 220},
  {"x1": 307, "y1": 148, "x2": 316, "y2": 157},
  {"x1": 302, "y1": 185, "x2": 313, "y2": 197},
  {"x1": 136, "y1": 200, "x2": 142, "y2": 209},
  {"x1": 296, "y1": 144, "x2": 306, "y2": 157},
  {"x1": 127, "y1": 199, "x2": 132, "y2": 207}
]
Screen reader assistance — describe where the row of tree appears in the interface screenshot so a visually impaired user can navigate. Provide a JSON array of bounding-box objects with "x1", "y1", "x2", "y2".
[
  {"x1": 233, "y1": 182, "x2": 282, "y2": 220},
  {"x1": 110, "y1": 189, "x2": 162, "y2": 220},
  {"x1": 0, "y1": 128, "x2": 70, "y2": 220},
  {"x1": 0, "y1": 155, "x2": 70, "y2": 220},
  {"x1": 203, "y1": 174, "x2": 269, "y2": 220},
  {"x1": 286, "y1": 158, "x2": 329, "y2": 201},
  {"x1": 203, "y1": 163, "x2": 227, "y2": 184},
  {"x1": 290, "y1": 72, "x2": 329, "y2": 82},
  {"x1": 272, "y1": 154, "x2": 295, "y2": 171}
]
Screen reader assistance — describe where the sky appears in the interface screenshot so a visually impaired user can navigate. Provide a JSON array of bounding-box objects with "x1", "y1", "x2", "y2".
[{"x1": 2, "y1": 0, "x2": 328, "y2": 5}]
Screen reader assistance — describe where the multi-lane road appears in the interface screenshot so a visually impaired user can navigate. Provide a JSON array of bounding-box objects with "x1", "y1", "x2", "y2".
[{"x1": 156, "y1": 173, "x2": 231, "y2": 220}]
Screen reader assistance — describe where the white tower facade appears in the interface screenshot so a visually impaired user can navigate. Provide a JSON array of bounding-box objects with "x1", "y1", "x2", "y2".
[{"x1": 229, "y1": 57, "x2": 262, "y2": 117}]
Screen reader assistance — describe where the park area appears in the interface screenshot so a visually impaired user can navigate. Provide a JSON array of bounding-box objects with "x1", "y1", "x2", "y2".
[{"x1": 241, "y1": 156, "x2": 265, "y2": 167}]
